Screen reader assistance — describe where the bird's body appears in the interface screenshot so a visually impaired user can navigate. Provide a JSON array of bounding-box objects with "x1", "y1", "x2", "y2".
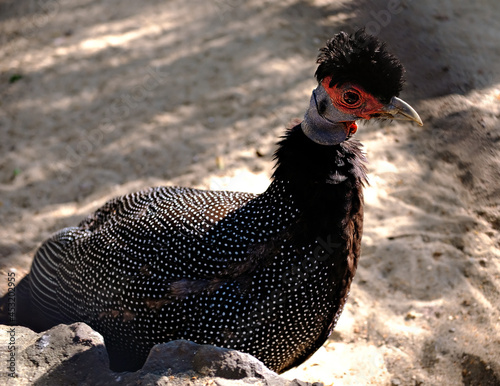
[
  {"x1": 2, "y1": 30, "x2": 422, "y2": 373},
  {"x1": 25, "y1": 131, "x2": 366, "y2": 372}
]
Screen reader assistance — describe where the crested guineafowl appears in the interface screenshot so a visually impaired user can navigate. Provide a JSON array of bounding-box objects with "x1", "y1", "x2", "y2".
[{"x1": 1, "y1": 30, "x2": 422, "y2": 373}]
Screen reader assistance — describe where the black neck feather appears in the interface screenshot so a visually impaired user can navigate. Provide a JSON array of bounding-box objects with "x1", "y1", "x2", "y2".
[
  {"x1": 272, "y1": 123, "x2": 368, "y2": 190},
  {"x1": 269, "y1": 122, "x2": 367, "y2": 241}
]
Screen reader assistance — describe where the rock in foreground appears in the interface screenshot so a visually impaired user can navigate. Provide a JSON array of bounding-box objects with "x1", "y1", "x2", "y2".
[{"x1": 0, "y1": 323, "x2": 321, "y2": 385}]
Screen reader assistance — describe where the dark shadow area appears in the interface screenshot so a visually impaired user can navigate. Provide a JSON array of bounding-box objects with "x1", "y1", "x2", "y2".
[
  {"x1": 461, "y1": 353, "x2": 500, "y2": 386},
  {"x1": 327, "y1": 0, "x2": 500, "y2": 100},
  {"x1": 32, "y1": 345, "x2": 115, "y2": 386}
]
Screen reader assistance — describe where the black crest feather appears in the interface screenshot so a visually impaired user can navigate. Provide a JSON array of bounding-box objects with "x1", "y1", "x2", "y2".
[{"x1": 315, "y1": 29, "x2": 405, "y2": 103}]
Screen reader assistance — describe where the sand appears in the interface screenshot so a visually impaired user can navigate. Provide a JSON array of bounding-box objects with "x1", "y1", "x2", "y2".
[{"x1": 1, "y1": 0, "x2": 499, "y2": 384}]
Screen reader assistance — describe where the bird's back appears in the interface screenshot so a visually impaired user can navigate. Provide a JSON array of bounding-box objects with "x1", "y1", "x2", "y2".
[{"x1": 29, "y1": 185, "x2": 257, "y2": 321}]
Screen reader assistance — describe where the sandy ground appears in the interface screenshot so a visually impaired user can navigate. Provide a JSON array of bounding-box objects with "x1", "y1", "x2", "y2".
[{"x1": 1, "y1": 0, "x2": 500, "y2": 384}]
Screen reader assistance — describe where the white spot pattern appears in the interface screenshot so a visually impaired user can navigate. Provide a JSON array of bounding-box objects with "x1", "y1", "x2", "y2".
[{"x1": 30, "y1": 179, "x2": 348, "y2": 372}]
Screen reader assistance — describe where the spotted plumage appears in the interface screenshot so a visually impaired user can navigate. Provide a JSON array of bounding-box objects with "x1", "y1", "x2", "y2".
[{"x1": 2, "y1": 30, "x2": 422, "y2": 373}]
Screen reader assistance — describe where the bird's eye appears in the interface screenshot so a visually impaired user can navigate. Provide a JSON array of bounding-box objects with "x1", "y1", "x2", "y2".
[{"x1": 342, "y1": 91, "x2": 361, "y2": 106}]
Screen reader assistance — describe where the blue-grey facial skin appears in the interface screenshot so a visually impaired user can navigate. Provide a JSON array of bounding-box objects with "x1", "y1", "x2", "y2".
[{"x1": 302, "y1": 84, "x2": 359, "y2": 146}]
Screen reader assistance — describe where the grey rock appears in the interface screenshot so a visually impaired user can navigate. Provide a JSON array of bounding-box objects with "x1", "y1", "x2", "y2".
[
  {"x1": 144, "y1": 339, "x2": 280, "y2": 380},
  {"x1": 0, "y1": 323, "x2": 321, "y2": 386},
  {"x1": 1, "y1": 322, "x2": 113, "y2": 385}
]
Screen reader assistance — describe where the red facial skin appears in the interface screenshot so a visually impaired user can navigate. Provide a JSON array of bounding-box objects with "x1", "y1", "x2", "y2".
[{"x1": 321, "y1": 76, "x2": 384, "y2": 135}]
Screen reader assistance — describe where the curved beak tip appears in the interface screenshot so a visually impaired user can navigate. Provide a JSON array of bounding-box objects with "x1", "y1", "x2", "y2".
[{"x1": 384, "y1": 96, "x2": 423, "y2": 126}]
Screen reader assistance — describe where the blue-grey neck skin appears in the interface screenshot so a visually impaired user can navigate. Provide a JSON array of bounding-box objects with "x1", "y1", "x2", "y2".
[{"x1": 302, "y1": 84, "x2": 358, "y2": 146}]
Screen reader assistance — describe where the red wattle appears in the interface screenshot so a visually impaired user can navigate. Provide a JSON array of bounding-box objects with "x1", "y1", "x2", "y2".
[{"x1": 349, "y1": 122, "x2": 358, "y2": 135}]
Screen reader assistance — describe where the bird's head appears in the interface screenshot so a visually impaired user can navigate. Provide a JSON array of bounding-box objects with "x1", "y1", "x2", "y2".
[{"x1": 302, "y1": 30, "x2": 423, "y2": 145}]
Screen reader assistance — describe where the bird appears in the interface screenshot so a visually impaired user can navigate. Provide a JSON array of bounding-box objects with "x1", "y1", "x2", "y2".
[{"x1": 2, "y1": 29, "x2": 422, "y2": 373}]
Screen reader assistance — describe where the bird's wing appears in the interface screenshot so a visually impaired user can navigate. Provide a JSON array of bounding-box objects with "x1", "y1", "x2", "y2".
[{"x1": 28, "y1": 186, "x2": 259, "y2": 321}]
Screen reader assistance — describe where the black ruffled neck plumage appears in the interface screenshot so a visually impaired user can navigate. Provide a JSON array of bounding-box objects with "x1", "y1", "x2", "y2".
[
  {"x1": 272, "y1": 123, "x2": 368, "y2": 190},
  {"x1": 267, "y1": 122, "x2": 367, "y2": 242}
]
